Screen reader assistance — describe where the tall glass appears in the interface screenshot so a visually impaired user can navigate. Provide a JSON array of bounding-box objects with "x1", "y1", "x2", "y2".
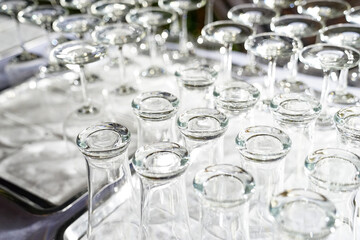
[
  {"x1": 201, "y1": 20, "x2": 253, "y2": 82},
  {"x1": 193, "y1": 164, "x2": 255, "y2": 240},
  {"x1": 228, "y1": 4, "x2": 278, "y2": 78},
  {"x1": 76, "y1": 122, "x2": 138, "y2": 239},
  {"x1": 299, "y1": 44, "x2": 360, "y2": 128},
  {"x1": 305, "y1": 148, "x2": 360, "y2": 239},
  {"x1": 236, "y1": 125, "x2": 291, "y2": 239},
  {"x1": 132, "y1": 142, "x2": 192, "y2": 240},
  {"x1": 132, "y1": 91, "x2": 179, "y2": 147},
  {"x1": 270, "y1": 189, "x2": 337, "y2": 240},
  {"x1": 270, "y1": 93, "x2": 321, "y2": 188}
]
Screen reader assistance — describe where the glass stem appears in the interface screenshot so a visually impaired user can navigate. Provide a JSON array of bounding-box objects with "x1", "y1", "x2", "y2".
[
  {"x1": 337, "y1": 68, "x2": 349, "y2": 94},
  {"x1": 266, "y1": 59, "x2": 277, "y2": 100},
  {"x1": 180, "y1": 11, "x2": 188, "y2": 54},
  {"x1": 118, "y1": 46, "x2": 126, "y2": 85},
  {"x1": 147, "y1": 26, "x2": 157, "y2": 62},
  {"x1": 223, "y1": 43, "x2": 233, "y2": 82},
  {"x1": 320, "y1": 69, "x2": 331, "y2": 116},
  {"x1": 204, "y1": 0, "x2": 214, "y2": 25},
  {"x1": 14, "y1": 18, "x2": 26, "y2": 53},
  {"x1": 79, "y1": 65, "x2": 90, "y2": 107},
  {"x1": 289, "y1": 52, "x2": 299, "y2": 83}
]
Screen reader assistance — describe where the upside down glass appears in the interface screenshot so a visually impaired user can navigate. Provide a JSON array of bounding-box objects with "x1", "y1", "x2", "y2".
[{"x1": 193, "y1": 164, "x2": 255, "y2": 240}]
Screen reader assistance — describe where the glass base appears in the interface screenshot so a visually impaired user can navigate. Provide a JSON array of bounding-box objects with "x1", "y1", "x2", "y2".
[
  {"x1": 77, "y1": 104, "x2": 100, "y2": 115},
  {"x1": 39, "y1": 63, "x2": 69, "y2": 76},
  {"x1": 233, "y1": 64, "x2": 266, "y2": 78},
  {"x1": 104, "y1": 57, "x2": 131, "y2": 72},
  {"x1": 278, "y1": 79, "x2": 309, "y2": 93},
  {"x1": 140, "y1": 66, "x2": 166, "y2": 78},
  {"x1": 111, "y1": 85, "x2": 137, "y2": 96},
  {"x1": 316, "y1": 112, "x2": 334, "y2": 129},
  {"x1": 11, "y1": 51, "x2": 42, "y2": 63},
  {"x1": 163, "y1": 50, "x2": 193, "y2": 65},
  {"x1": 348, "y1": 68, "x2": 360, "y2": 86},
  {"x1": 328, "y1": 90, "x2": 359, "y2": 105}
]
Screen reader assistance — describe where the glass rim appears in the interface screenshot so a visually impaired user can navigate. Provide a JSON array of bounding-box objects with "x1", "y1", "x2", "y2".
[
  {"x1": 320, "y1": 23, "x2": 360, "y2": 45},
  {"x1": 193, "y1": 164, "x2": 255, "y2": 207},
  {"x1": 18, "y1": 4, "x2": 68, "y2": 26},
  {"x1": 298, "y1": 0, "x2": 351, "y2": 17},
  {"x1": 52, "y1": 14, "x2": 102, "y2": 34},
  {"x1": 305, "y1": 148, "x2": 360, "y2": 192},
  {"x1": 76, "y1": 122, "x2": 131, "y2": 158},
  {"x1": 90, "y1": 0, "x2": 135, "y2": 17},
  {"x1": 175, "y1": 65, "x2": 218, "y2": 87},
  {"x1": 125, "y1": 6, "x2": 177, "y2": 28},
  {"x1": 228, "y1": 3, "x2": 278, "y2": 25},
  {"x1": 335, "y1": 106, "x2": 360, "y2": 140},
  {"x1": 236, "y1": 125, "x2": 291, "y2": 162}
]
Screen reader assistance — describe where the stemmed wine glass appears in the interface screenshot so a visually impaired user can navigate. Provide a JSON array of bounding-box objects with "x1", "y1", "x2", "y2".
[
  {"x1": 159, "y1": 0, "x2": 206, "y2": 64},
  {"x1": 0, "y1": 0, "x2": 42, "y2": 63},
  {"x1": 228, "y1": 4, "x2": 278, "y2": 78},
  {"x1": 320, "y1": 24, "x2": 360, "y2": 106},
  {"x1": 126, "y1": 7, "x2": 176, "y2": 78},
  {"x1": 297, "y1": 0, "x2": 350, "y2": 23},
  {"x1": 201, "y1": 20, "x2": 253, "y2": 82},
  {"x1": 245, "y1": 32, "x2": 302, "y2": 104},
  {"x1": 92, "y1": 23, "x2": 145, "y2": 96},
  {"x1": 51, "y1": 40, "x2": 107, "y2": 141},
  {"x1": 299, "y1": 44, "x2": 360, "y2": 128},
  {"x1": 89, "y1": 0, "x2": 135, "y2": 24},
  {"x1": 271, "y1": 14, "x2": 324, "y2": 93}
]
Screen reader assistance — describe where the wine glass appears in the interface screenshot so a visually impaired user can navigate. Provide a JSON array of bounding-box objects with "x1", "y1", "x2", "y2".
[
  {"x1": 245, "y1": 32, "x2": 302, "y2": 104},
  {"x1": 299, "y1": 43, "x2": 360, "y2": 128},
  {"x1": 51, "y1": 40, "x2": 107, "y2": 142},
  {"x1": 297, "y1": 0, "x2": 350, "y2": 23},
  {"x1": 92, "y1": 23, "x2": 145, "y2": 96},
  {"x1": 59, "y1": 0, "x2": 97, "y2": 13},
  {"x1": 126, "y1": 7, "x2": 176, "y2": 78},
  {"x1": 320, "y1": 23, "x2": 360, "y2": 106},
  {"x1": 271, "y1": 14, "x2": 324, "y2": 93},
  {"x1": 0, "y1": 0, "x2": 42, "y2": 63},
  {"x1": 201, "y1": 20, "x2": 253, "y2": 82},
  {"x1": 158, "y1": 0, "x2": 206, "y2": 64},
  {"x1": 89, "y1": 0, "x2": 135, "y2": 24},
  {"x1": 228, "y1": 4, "x2": 278, "y2": 78}
]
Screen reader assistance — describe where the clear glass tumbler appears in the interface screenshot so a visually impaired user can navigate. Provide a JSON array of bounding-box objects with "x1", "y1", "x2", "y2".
[
  {"x1": 236, "y1": 125, "x2": 291, "y2": 239},
  {"x1": 132, "y1": 91, "x2": 179, "y2": 148},
  {"x1": 193, "y1": 164, "x2": 255, "y2": 240},
  {"x1": 270, "y1": 189, "x2": 337, "y2": 240},
  {"x1": 76, "y1": 122, "x2": 138, "y2": 239},
  {"x1": 132, "y1": 142, "x2": 192, "y2": 240},
  {"x1": 305, "y1": 148, "x2": 360, "y2": 238}
]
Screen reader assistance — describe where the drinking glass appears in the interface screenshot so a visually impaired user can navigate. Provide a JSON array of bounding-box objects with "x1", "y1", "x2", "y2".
[
  {"x1": 236, "y1": 125, "x2": 291, "y2": 238},
  {"x1": 51, "y1": 40, "x2": 106, "y2": 142},
  {"x1": 270, "y1": 189, "x2": 337, "y2": 240},
  {"x1": 228, "y1": 4, "x2": 278, "y2": 78},
  {"x1": 305, "y1": 148, "x2": 360, "y2": 238},
  {"x1": 159, "y1": 0, "x2": 206, "y2": 64},
  {"x1": 0, "y1": 0, "x2": 41, "y2": 63},
  {"x1": 92, "y1": 23, "x2": 145, "y2": 96},
  {"x1": 132, "y1": 91, "x2": 179, "y2": 147},
  {"x1": 201, "y1": 20, "x2": 253, "y2": 82},
  {"x1": 126, "y1": 7, "x2": 177, "y2": 78},
  {"x1": 132, "y1": 142, "x2": 192, "y2": 240},
  {"x1": 245, "y1": 32, "x2": 302, "y2": 104},
  {"x1": 60, "y1": 0, "x2": 97, "y2": 13},
  {"x1": 297, "y1": 0, "x2": 350, "y2": 23},
  {"x1": 175, "y1": 65, "x2": 217, "y2": 112},
  {"x1": 334, "y1": 106, "x2": 360, "y2": 156},
  {"x1": 271, "y1": 15, "x2": 324, "y2": 93},
  {"x1": 177, "y1": 108, "x2": 228, "y2": 221},
  {"x1": 193, "y1": 164, "x2": 255, "y2": 240},
  {"x1": 270, "y1": 93, "x2": 321, "y2": 188},
  {"x1": 76, "y1": 122, "x2": 138, "y2": 239},
  {"x1": 320, "y1": 24, "x2": 360, "y2": 106},
  {"x1": 299, "y1": 43, "x2": 360, "y2": 128},
  {"x1": 89, "y1": 0, "x2": 135, "y2": 24}
]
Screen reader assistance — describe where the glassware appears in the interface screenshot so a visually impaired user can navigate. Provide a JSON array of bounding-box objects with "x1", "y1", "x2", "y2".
[
  {"x1": 132, "y1": 142, "x2": 192, "y2": 240},
  {"x1": 271, "y1": 15, "x2": 324, "y2": 93},
  {"x1": 305, "y1": 148, "x2": 360, "y2": 238},
  {"x1": 228, "y1": 4, "x2": 278, "y2": 78},
  {"x1": 270, "y1": 93, "x2": 321, "y2": 188},
  {"x1": 193, "y1": 164, "x2": 255, "y2": 240},
  {"x1": 92, "y1": 23, "x2": 145, "y2": 96},
  {"x1": 60, "y1": 0, "x2": 97, "y2": 13},
  {"x1": 334, "y1": 106, "x2": 360, "y2": 156},
  {"x1": 89, "y1": 0, "x2": 135, "y2": 24},
  {"x1": 270, "y1": 189, "x2": 337, "y2": 240},
  {"x1": 132, "y1": 91, "x2": 179, "y2": 147},
  {"x1": 346, "y1": 6, "x2": 360, "y2": 25},
  {"x1": 297, "y1": 0, "x2": 350, "y2": 23},
  {"x1": 126, "y1": 7, "x2": 177, "y2": 78},
  {"x1": 76, "y1": 122, "x2": 138, "y2": 239},
  {"x1": 245, "y1": 32, "x2": 302, "y2": 104},
  {"x1": 299, "y1": 43, "x2": 360, "y2": 128},
  {"x1": 159, "y1": 0, "x2": 206, "y2": 64},
  {"x1": 175, "y1": 65, "x2": 217, "y2": 112},
  {"x1": 51, "y1": 40, "x2": 106, "y2": 142},
  {"x1": 0, "y1": 0, "x2": 41, "y2": 63},
  {"x1": 201, "y1": 20, "x2": 253, "y2": 82},
  {"x1": 320, "y1": 24, "x2": 360, "y2": 106},
  {"x1": 177, "y1": 108, "x2": 228, "y2": 221}
]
